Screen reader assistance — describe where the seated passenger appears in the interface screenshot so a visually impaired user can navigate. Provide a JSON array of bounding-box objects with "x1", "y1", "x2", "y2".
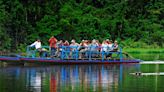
[
  {"x1": 78, "y1": 40, "x2": 88, "y2": 50},
  {"x1": 106, "y1": 40, "x2": 119, "y2": 59},
  {"x1": 70, "y1": 39, "x2": 79, "y2": 58},
  {"x1": 55, "y1": 40, "x2": 63, "y2": 57},
  {"x1": 88, "y1": 39, "x2": 99, "y2": 58},
  {"x1": 79, "y1": 40, "x2": 88, "y2": 59},
  {"x1": 63, "y1": 40, "x2": 70, "y2": 58},
  {"x1": 112, "y1": 40, "x2": 118, "y2": 52},
  {"x1": 70, "y1": 39, "x2": 79, "y2": 51},
  {"x1": 63, "y1": 40, "x2": 70, "y2": 46},
  {"x1": 89, "y1": 39, "x2": 98, "y2": 51},
  {"x1": 101, "y1": 40, "x2": 109, "y2": 58},
  {"x1": 63, "y1": 40, "x2": 70, "y2": 50},
  {"x1": 108, "y1": 40, "x2": 113, "y2": 51},
  {"x1": 101, "y1": 40, "x2": 108, "y2": 52}
]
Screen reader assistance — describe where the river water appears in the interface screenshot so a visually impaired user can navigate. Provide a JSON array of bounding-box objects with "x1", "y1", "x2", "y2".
[{"x1": 0, "y1": 53, "x2": 164, "y2": 92}]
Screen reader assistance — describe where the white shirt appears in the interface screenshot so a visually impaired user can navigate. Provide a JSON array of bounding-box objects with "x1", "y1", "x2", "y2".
[
  {"x1": 101, "y1": 43, "x2": 108, "y2": 52},
  {"x1": 108, "y1": 44, "x2": 113, "y2": 51},
  {"x1": 30, "y1": 41, "x2": 42, "y2": 49}
]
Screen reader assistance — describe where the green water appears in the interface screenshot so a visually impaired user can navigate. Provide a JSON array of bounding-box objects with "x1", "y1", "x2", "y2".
[{"x1": 0, "y1": 53, "x2": 164, "y2": 92}]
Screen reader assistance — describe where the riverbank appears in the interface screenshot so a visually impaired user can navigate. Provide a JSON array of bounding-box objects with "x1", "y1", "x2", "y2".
[
  {"x1": 122, "y1": 48, "x2": 164, "y2": 61},
  {"x1": 123, "y1": 48, "x2": 164, "y2": 53}
]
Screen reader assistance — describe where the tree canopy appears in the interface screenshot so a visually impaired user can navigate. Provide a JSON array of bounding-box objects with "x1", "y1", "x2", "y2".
[{"x1": 0, "y1": 0, "x2": 164, "y2": 51}]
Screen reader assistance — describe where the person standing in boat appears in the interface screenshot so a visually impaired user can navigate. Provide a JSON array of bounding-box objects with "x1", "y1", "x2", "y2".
[
  {"x1": 49, "y1": 36, "x2": 58, "y2": 57},
  {"x1": 30, "y1": 39, "x2": 42, "y2": 57}
]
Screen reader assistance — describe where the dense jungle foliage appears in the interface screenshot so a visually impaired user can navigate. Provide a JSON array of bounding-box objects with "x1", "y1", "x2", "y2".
[{"x1": 0, "y1": 0, "x2": 164, "y2": 51}]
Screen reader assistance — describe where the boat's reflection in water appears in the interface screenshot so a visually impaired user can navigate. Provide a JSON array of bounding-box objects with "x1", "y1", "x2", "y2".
[
  {"x1": 0, "y1": 64, "x2": 138, "y2": 92},
  {"x1": 24, "y1": 64, "x2": 137, "y2": 92}
]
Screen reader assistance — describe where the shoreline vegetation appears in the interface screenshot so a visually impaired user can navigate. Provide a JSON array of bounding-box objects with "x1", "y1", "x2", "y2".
[{"x1": 123, "y1": 48, "x2": 164, "y2": 53}]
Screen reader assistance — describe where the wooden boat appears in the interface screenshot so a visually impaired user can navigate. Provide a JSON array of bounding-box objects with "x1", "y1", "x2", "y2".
[{"x1": 0, "y1": 46, "x2": 141, "y2": 64}]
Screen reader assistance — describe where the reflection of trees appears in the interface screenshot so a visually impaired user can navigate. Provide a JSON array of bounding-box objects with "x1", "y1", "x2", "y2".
[{"x1": 0, "y1": 67, "x2": 26, "y2": 92}]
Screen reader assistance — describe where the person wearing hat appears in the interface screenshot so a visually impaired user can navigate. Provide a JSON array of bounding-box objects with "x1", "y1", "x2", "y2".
[{"x1": 70, "y1": 39, "x2": 79, "y2": 47}]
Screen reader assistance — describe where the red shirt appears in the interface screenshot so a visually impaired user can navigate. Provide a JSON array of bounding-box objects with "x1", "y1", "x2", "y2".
[{"x1": 49, "y1": 37, "x2": 57, "y2": 48}]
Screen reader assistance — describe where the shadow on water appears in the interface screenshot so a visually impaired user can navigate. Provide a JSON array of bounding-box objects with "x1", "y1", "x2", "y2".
[{"x1": 0, "y1": 64, "x2": 164, "y2": 92}]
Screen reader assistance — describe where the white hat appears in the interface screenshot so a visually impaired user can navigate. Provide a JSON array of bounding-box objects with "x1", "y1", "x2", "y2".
[
  {"x1": 71, "y1": 39, "x2": 75, "y2": 43},
  {"x1": 92, "y1": 39, "x2": 96, "y2": 43}
]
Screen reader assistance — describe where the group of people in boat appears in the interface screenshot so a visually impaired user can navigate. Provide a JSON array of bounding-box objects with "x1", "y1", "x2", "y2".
[{"x1": 29, "y1": 36, "x2": 119, "y2": 59}]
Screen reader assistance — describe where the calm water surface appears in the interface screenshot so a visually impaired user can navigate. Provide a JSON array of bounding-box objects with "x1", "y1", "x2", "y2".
[
  {"x1": 0, "y1": 53, "x2": 164, "y2": 92},
  {"x1": 0, "y1": 64, "x2": 164, "y2": 92}
]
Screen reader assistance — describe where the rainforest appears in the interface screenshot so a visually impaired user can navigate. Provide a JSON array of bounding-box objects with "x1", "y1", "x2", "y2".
[{"x1": 0, "y1": 0, "x2": 164, "y2": 52}]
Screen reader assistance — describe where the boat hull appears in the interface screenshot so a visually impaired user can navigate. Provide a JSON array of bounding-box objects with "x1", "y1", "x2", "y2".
[{"x1": 0, "y1": 56, "x2": 140, "y2": 65}]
